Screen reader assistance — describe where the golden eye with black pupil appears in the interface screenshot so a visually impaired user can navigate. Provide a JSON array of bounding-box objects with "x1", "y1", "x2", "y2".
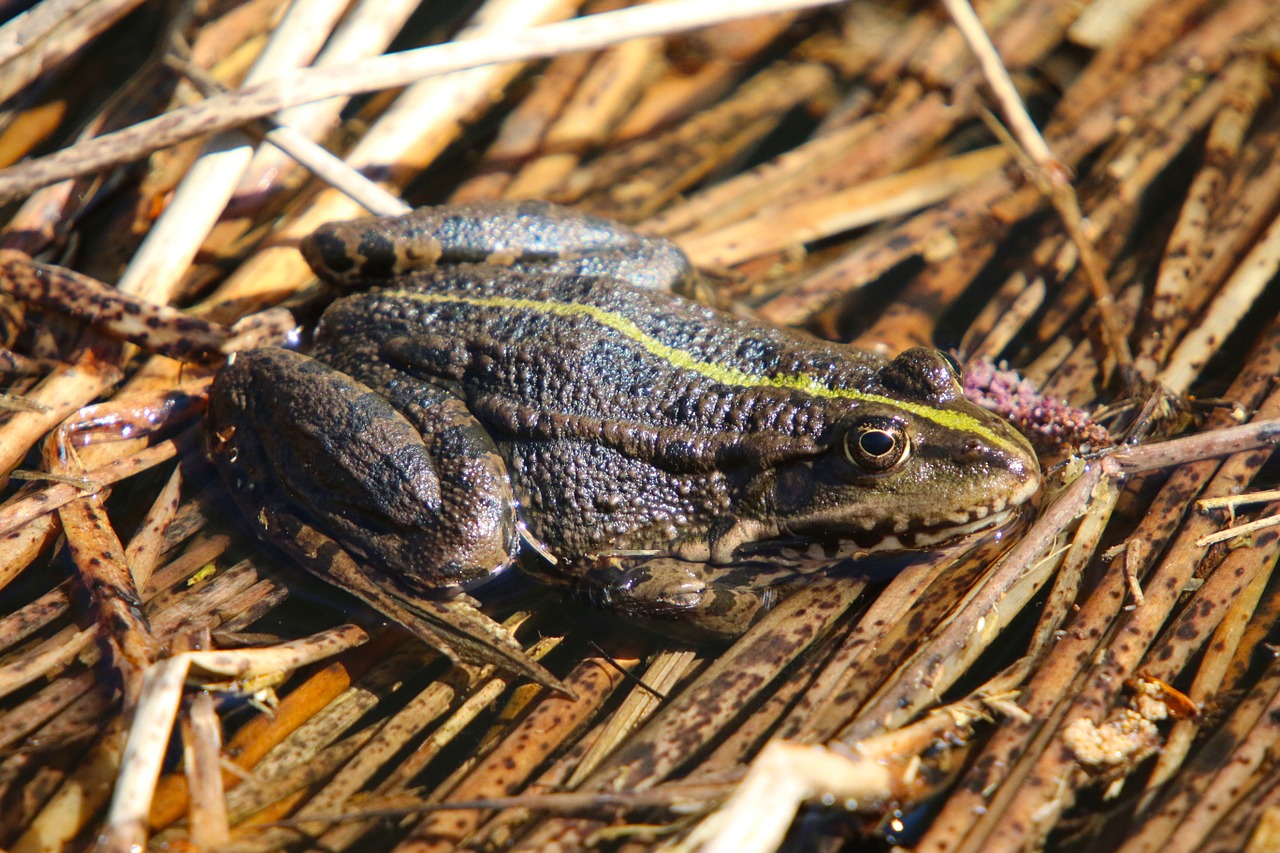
[{"x1": 843, "y1": 417, "x2": 910, "y2": 473}]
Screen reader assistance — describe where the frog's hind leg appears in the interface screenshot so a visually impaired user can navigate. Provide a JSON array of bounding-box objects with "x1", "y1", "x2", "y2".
[
  {"x1": 302, "y1": 199, "x2": 697, "y2": 295},
  {"x1": 207, "y1": 347, "x2": 567, "y2": 688},
  {"x1": 208, "y1": 347, "x2": 518, "y2": 592}
]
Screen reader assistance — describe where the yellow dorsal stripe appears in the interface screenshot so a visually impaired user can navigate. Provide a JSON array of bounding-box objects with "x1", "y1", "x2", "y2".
[{"x1": 391, "y1": 290, "x2": 1023, "y2": 454}]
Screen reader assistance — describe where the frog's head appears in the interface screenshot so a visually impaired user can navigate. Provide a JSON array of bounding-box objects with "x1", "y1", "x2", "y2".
[{"x1": 764, "y1": 348, "x2": 1041, "y2": 554}]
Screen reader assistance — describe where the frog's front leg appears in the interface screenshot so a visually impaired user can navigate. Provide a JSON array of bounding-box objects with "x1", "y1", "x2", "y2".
[
  {"x1": 208, "y1": 347, "x2": 518, "y2": 593},
  {"x1": 300, "y1": 199, "x2": 697, "y2": 295},
  {"x1": 572, "y1": 554, "x2": 804, "y2": 640}
]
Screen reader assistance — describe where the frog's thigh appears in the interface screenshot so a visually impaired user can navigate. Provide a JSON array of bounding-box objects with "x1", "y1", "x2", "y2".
[
  {"x1": 585, "y1": 557, "x2": 780, "y2": 640},
  {"x1": 209, "y1": 348, "x2": 517, "y2": 590}
]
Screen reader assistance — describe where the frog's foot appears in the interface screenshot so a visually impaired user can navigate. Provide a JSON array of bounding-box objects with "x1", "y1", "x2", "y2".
[
  {"x1": 265, "y1": 508, "x2": 566, "y2": 692},
  {"x1": 577, "y1": 555, "x2": 802, "y2": 641}
]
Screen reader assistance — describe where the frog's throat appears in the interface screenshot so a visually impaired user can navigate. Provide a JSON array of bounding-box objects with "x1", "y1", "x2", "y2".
[{"x1": 386, "y1": 290, "x2": 1029, "y2": 457}]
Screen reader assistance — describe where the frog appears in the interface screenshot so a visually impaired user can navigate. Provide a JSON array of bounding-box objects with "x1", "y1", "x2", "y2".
[{"x1": 206, "y1": 200, "x2": 1041, "y2": 688}]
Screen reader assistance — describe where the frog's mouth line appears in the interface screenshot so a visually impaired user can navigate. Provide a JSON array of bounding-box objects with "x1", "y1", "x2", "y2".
[
  {"x1": 871, "y1": 504, "x2": 1023, "y2": 552},
  {"x1": 795, "y1": 499, "x2": 1028, "y2": 555}
]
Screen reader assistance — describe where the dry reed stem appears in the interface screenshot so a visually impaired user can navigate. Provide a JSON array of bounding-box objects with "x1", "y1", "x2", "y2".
[
  {"x1": 1116, "y1": 661, "x2": 1280, "y2": 853},
  {"x1": 124, "y1": 464, "x2": 182, "y2": 588},
  {"x1": 917, "y1": 326, "x2": 1280, "y2": 853},
  {"x1": 566, "y1": 648, "x2": 700, "y2": 788},
  {"x1": 96, "y1": 625, "x2": 369, "y2": 852},
  {"x1": 503, "y1": 34, "x2": 663, "y2": 200},
  {"x1": 147, "y1": 633, "x2": 400, "y2": 830},
  {"x1": 1143, "y1": 519, "x2": 1277, "y2": 791},
  {"x1": 945, "y1": 0, "x2": 1133, "y2": 375},
  {"x1": 976, "y1": 435, "x2": 1280, "y2": 848},
  {"x1": 234, "y1": 0, "x2": 423, "y2": 204},
  {"x1": 791, "y1": 549, "x2": 970, "y2": 740},
  {"x1": 615, "y1": 13, "x2": 800, "y2": 143},
  {"x1": 452, "y1": 50, "x2": 597, "y2": 202},
  {"x1": 1136, "y1": 56, "x2": 1268, "y2": 376},
  {"x1": 562, "y1": 59, "x2": 836, "y2": 220},
  {"x1": 182, "y1": 690, "x2": 230, "y2": 847},
  {"x1": 0, "y1": 0, "x2": 844, "y2": 203},
  {"x1": 1161, "y1": 211, "x2": 1280, "y2": 394},
  {"x1": 0, "y1": 0, "x2": 97, "y2": 67},
  {"x1": 116, "y1": 0, "x2": 350, "y2": 313},
  {"x1": 677, "y1": 146, "x2": 1009, "y2": 267},
  {"x1": 0, "y1": 434, "x2": 188, "y2": 536},
  {"x1": 194, "y1": 0, "x2": 579, "y2": 321},
  {"x1": 397, "y1": 652, "x2": 637, "y2": 851},
  {"x1": 0, "y1": 0, "x2": 147, "y2": 105}
]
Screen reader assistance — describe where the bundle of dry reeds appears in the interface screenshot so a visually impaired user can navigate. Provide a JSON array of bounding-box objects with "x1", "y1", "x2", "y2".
[{"x1": 0, "y1": 1, "x2": 1278, "y2": 851}]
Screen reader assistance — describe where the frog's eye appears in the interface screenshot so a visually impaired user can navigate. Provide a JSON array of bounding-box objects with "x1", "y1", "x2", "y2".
[
  {"x1": 843, "y1": 418, "x2": 911, "y2": 473},
  {"x1": 940, "y1": 351, "x2": 963, "y2": 380}
]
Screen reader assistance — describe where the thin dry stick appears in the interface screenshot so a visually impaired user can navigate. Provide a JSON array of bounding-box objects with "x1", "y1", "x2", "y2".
[
  {"x1": 644, "y1": 110, "x2": 889, "y2": 237},
  {"x1": 1131, "y1": 57, "x2": 1264, "y2": 376},
  {"x1": 1161, "y1": 211, "x2": 1280, "y2": 395},
  {"x1": 183, "y1": 691, "x2": 230, "y2": 848},
  {"x1": 194, "y1": 0, "x2": 579, "y2": 317},
  {"x1": 1200, "y1": 490, "x2": 1280, "y2": 511},
  {"x1": 233, "y1": 0, "x2": 422, "y2": 200},
  {"x1": 397, "y1": 652, "x2": 636, "y2": 852},
  {"x1": 0, "y1": 0, "x2": 97, "y2": 67},
  {"x1": 0, "y1": 0, "x2": 148, "y2": 104},
  {"x1": 676, "y1": 146, "x2": 1008, "y2": 267},
  {"x1": 1196, "y1": 514, "x2": 1280, "y2": 548},
  {"x1": 115, "y1": 0, "x2": 355, "y2": 308},
  {"x1": 124, "y1": 465, "x2": 183, "y2": 590},
  {"x1": 0, "y1": 0, "x2": 844, "y2": 202},
  {"x1": 939, "y1": 0, "x2": 1134, "y2": 377},
  {"x1": 0, "y1": 435, "x2": 189, "y2": 536},
  {"x1": 98, "y1": 626, "x2": 370, "y2": 853},
  {"x1": 50, "y1": 431, "x2": 158, "y2": 704},
  {"x1": 502, "y1": 35, "x2": 662, "y2": 199},
  {"x1": 1145, "y1": 564, "x2": 1271, "y2": 795}
]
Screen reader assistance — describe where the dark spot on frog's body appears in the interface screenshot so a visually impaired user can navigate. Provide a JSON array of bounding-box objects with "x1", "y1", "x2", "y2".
[
  {"x1": 307, "y1": 230, "x2": 356, "y2": 274},
  {"x1": 356, "y1": 231, "x2": 398, "y2": 279}
]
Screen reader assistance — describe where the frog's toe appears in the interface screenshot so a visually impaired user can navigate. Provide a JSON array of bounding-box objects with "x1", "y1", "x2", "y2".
[{"x1": 580, "y1": 556, "x2": 777, "y2": 641}]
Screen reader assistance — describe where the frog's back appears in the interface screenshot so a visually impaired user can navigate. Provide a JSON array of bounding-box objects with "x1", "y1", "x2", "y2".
[
  {"x1": 314, "y1": 268, "x2": 883, "y2": 449},
  {"x1": 312, "y1": 266, "x2": 1039, "y2": 561}
]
